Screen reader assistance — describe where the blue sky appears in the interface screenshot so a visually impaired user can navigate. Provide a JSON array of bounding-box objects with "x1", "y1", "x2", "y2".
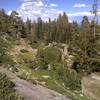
[{"x1": 0, "y1": 0, "x2": 100, "y2": 22}]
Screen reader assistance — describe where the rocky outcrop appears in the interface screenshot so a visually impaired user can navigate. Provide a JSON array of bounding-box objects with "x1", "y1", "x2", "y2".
[
  {"x1": 60, "y1": 44, "x2": 74, "y2": 69},
  {"x1": 82, "y1": 73, "x2": 100, "y2": 100}
]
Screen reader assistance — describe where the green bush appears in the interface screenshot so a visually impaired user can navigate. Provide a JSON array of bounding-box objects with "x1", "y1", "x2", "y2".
[
  {"x1": 37, "y1": 47, "x2": 61, "y2": 69},
  {"x1": 43, "y1": 47, "x2": 61, "y2": 63},
  {"x1": 0, "y1": 73, "x2": 22, "y2": 100},
  {"x1": 1, "y1": 55, "x2": 15, "y2": 67},
  {"x1": 52, "y1": 63, "x2": 63, "y2": 77},
  {"x1": 64, "y1": 70, "x2": 81, "y2": 90},
  {"x1": 0, "y1": 36, "x2": 15, "y2": 67},
  {"x1": 0, "y1": 37, "x2": 8, "y2": 59}
]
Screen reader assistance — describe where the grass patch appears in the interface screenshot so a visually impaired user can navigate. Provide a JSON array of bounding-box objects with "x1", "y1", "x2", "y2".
[{"x1": 18, "y1": 52, "x2": 35, "y2": 63}]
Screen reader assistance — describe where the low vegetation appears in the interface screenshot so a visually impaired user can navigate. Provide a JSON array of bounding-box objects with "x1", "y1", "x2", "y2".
[{"x1": 0, "y1": 73, "x2": 22, "y2": 100}]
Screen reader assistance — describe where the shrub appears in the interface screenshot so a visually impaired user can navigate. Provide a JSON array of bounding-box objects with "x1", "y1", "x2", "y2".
[
  {"x1": 64, "y1": 70, "x2": 81, "y2": 90},
  {"x1": 1, "y1": 55, "x2": 15, "y2": 67},
  {"x1": 0, "y1": 37, "x2": 8, "y2": 61},
  {"x1": 0, "y1": 36, "x2": 15, "y2": 67},
  {"x1": 43, "y1": 47, "x2": 61, "y2": 63},
  {"x1": 0, "y1": 73, "x2": 22, "y2": 100},
  {"x1": 37, "y1": 47, "x2": 61, "y2": 69},
  {"x1": 52, "y1": 63, "x2": 63, "y2": 77}
]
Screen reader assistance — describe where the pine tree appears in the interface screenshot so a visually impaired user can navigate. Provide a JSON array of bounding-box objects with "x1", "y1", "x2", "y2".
[
  {"x1": 37, "y1": 17, "x2": 43, "y2": 40},
  {"x1": 10, "y1": 11, "x2": 23, "y2": 37}
]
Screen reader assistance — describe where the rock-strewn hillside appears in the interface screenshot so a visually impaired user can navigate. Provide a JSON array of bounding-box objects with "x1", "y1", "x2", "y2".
[
  {"x1": 0, "y1": 37, "x2": 89, "y2": 100},
  {"x1": 0, "y1": 67, "x2": 69, "y2": 100}
]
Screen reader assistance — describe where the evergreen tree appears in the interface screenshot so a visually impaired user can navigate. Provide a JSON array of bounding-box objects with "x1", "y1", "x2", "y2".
[{"x1": 37, "y1": 17, "x2": 43, "y2": 40}]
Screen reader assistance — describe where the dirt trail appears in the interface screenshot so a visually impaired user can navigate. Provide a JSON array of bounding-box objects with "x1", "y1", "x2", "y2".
[{"x1": 0, "y1": 67, "x2": 70, "y2": 100}]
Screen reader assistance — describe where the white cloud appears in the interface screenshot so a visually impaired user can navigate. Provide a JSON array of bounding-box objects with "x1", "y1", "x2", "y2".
[
  {"x1": 7, "y1": 10, "x2": 12, "y2": 15},
  {"x1": 50, "y1": 3, "x2": 57, "y2": 7},
  {"x1": 8, "y1": 0, "x2": 99, "y2": 22},
  {"x1": 67, "y1": 11, "x2": 92, "y2": 17},
  {"x1": 74, "y1": 3, "x2": 88, "y2": 8},
  {"x1": 16, "y1": 0, "x2": 63, "y2": 21},
  {"x1": 69, "y1": 19, "x2": 73, "y2": 23}
]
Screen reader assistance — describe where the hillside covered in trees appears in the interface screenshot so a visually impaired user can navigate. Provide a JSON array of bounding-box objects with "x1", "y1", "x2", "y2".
[{"x1": 0, "y1": 8, "x2": 100, "y2": 100}]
